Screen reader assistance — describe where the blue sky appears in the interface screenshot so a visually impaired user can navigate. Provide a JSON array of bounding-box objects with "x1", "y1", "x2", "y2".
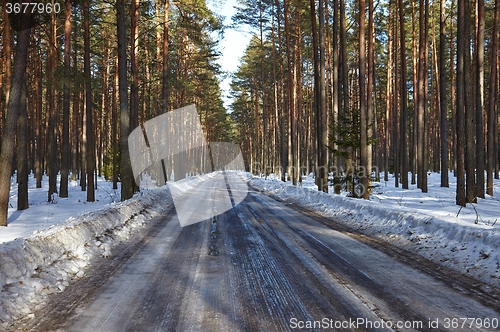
[{"x1": 207, "y1": 0, "x2": 251, "y2": 109}]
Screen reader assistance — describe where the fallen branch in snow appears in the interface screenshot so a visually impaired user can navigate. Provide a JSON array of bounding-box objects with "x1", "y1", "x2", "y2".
[
  {"x1": 97, "y1": 184, "x2": 119, "y2": 203},
  {"x1": 456, "y1": 183, "x2": 500, "y2": 225},
  {"x1": 456, "y1": 202, "x2": 495, "y2": 225},
  {"x1": 456, "y1": 204, "x2": 479, "y2": 224}
]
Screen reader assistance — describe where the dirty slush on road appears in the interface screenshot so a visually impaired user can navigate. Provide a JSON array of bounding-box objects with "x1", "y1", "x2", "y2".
[{"x1": 13, "y1": 185, "x2": 500, "y2": 332}]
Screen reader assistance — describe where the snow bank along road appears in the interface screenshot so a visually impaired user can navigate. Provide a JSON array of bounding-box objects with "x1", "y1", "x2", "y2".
[{"x1": 12, "y1": 176, "x2": 500, "y2": 331}]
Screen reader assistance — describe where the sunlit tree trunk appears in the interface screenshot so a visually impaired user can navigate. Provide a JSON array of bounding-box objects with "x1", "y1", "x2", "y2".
[
  {"x1": 339, "y1": 0, "x2": 348, "y2": 112},
  {"x1": 271, "y1": 2, "x2": 279, "y2": 175},
  {"x1": 487, "y1": 0, "x2": 499, "y2": 196},
  {"x1": 17, "y1": 82, "x2": 28, "y2": 210},
  {"x1": 284, "y1": 0, "x2": 294, "y2": 183},
  {"x1": 2, "y1": 0, "x2": 12, "y2": 117},
  {"x1": 292, "y1": 3, "x2": 301, "y2": 185},
  {"x1": 417, "y1": 0, "x2": 428, "y2": 192},
  {"x1": 411, "y1": 0, "x2": 418, "y2": 185},
  {"x1": 117, "y1": 0, "x2": 135, "y2": 200},
  {"x1": 47, "y1": 9, "x2": 58, "y2": 201},
  {"x1": 456, "y1": 0, "x2": 467, "y2": 206},
  {"x1": 359, "y1": 0, "x2": 369, "y2": 199},
  {"x1": 331, "y1": 0, "x2": 339, "y2": 173},
  {"x1": 34, "y1": 35, "x2": 43, "y2": 188},
  {"x1": 274, "y1": 0, "x2": 287, "y2": 182},
  {"x1": 475, "y1": 0, "x2": 485, "y2": 198},
  {"x1": 339, "y1": 0, "x2": 349, "y2": 167},
  {"x1": 318, "y1": 0, "x2": 328, "y2": 192},
  {"x1": 310, "y1": 0, "x2": 320, "y2": 188},
  {"x1": 398, "y1": 0, "x2": 408, "y2": 189},
  {"x1": 112, "y1": 62, "x2": 119, "y2": 190},
  {"x1": 162, "y1": 0, "x2": 169, "y2": 113},
  {"x1": 464, "y1": 0, "x2": 476, "y2": 203},
  {"x1": 130, "y1": 0, "x2": 139, "y2": 134},
  {"x1": 0, "y1": 11, "x2": 32, "y2": 226},
  {"x1": 84, "y1": 0, "x2": 95, "y2": 202},
  {"x1": 439, "y1": 0, "x2": 449, "y2": 187},
  {"x1": 450, "y1": 0, "x2": 456, "y2": 175},
  {"x1": 367, "y1": 0, "x2": 375, "y2": 186},
  {"x1": 72, "y1": 31, "x2": 80, "y2": 182},
  {"x1": 60, "y1": 0, "x2": 72, "y2": 198},
  {"x1": 393, "y1": 21, "x2": 399, "y2": 188},
  {"x1": 384, "y1": 9, "x2": 393, "y2": 183}
]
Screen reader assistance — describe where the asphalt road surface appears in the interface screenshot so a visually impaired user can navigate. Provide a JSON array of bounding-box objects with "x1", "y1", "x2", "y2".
[{"x1": 13, "y1": 175, "x2": 500, "y2": 331}]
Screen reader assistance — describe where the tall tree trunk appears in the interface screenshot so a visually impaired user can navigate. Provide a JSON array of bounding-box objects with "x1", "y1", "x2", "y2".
[
  {"x1": 487, "y1": 0, "x2": 500, "y2": 196},
  {"x1": 423, "y1": 0, "x2": 429, "y2": 191},
  {"x1": 318, "y1": 0, "x2": 328, "y2": 192},
  {"x1": 284, "y1": 0, "x2": 294, "y2": 183},
  {"x1": 431, "y1": 16, "x2": 440, "y2": 174},
  {"x1": 130, "y1": 0, "x2": 139, "y2": 133},
  {"x1": 72, "y1": 32, "x2": 80, "y2": 182},
  {"x1": 496, "y1": 64, "x2": 500, "y2": 180},
  {"x1": 367, "y1": 0, "x2": 375, "y2": 186},
  {"x1": 271, "y1": 2, "x2": 279, "y2": 175},
  {"x1": 417, "y1": 0, "x2": 428, "y2": 192},
  {"x1": 60, "y1": 0, "x2": 72, "y2": 198},
  {"x1": 2, "y1": 0, "x2": 12, "y2": 114},
  {"x1": 411, "y1": 0, "x2": 418, "y2": 185},
  {"x1": 450, "y1": 0, "x2": 456, "y2": 175},
  {"x1": 475, "y1": 0, "x2": 485, "y2": 198},
  {"x1": 80, "y1": 91, "x2": 87, "y2": 190},
  {"x1": 158, "y1": 0, "x2": 169, "y2": 183},
  {"x1": 439, "y1": 0, "x2": 449, "y2": 187},
  {"x1": 331, "y1": 0, "x2": 339, "y2": 173},
  {"x1": 464, "y1": 0, "x2": 476, "y2": 203},
  {"x1": 47, "y1": 10, "x2": 58, "y2": 201},
  {"x1": 34, "y1": 35, "x2": 43, "y2": 188},
  {"x1": 456, "y1": 0, "x2": 467, "y2": 206},
  {"x1": 398, "y1": 0, "x2": 408, "y2": 189},
  {"x1": 100, "y1": 36, "x2": 110, "y2": 179},
  {"x1": 0, "y1": 15, "x2": 3, "y2": 142},
  {"x1": 259, "y1": 0, "x2": 268, "y2": 172},
  {"x1": 17, "y1": 81, "x2": 28, "y2": 210},
  {"x1": 117, "y1": 0, "x2": 135, "y2": 200},
  {"x1": 0, "y1": 11, "x2": 32, "y2": 226},
  {"x1": 310, "y1": 0, "x2": 320, "y2": 188},
  {"x1": 340, "y1": 0, "x2": 349, "y2": 163},
  {"x1": 384, "y1": 9, "x2": 393, "y2": 183},
  {"x1": 84, "y1": 0, "x2": 95, "y2": 202},
  {"x1": 292, "y1": 3, "x2": 302, "y2": 185},
  {"x1": 274, "y1": 0, "x2": 287, "y2": 182},
  {"x1": 359, "y1": 0, "x2": 369, "y2": 199},
  {"x1": 155, "y1": 1, "x2": 162, "y2": 73},
  {"x1": 112, "y1": 62, "x2": 119, "y2": 190},
  {"x1": 162, "y1": 0, "x2": 169, "y2": 113},
  {"x1": 393, "y1": 23, "x2": 399, "y2": 188}
]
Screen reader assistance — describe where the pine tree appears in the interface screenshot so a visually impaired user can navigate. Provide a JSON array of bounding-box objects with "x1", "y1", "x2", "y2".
[{"x1": 0, "y1": 10, "x2": 33, "y2": 226}]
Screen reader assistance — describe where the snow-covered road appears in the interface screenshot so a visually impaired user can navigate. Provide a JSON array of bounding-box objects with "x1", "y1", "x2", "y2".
[{"x1": 12, "y1": 183, "x2": 500, "y2": 332}]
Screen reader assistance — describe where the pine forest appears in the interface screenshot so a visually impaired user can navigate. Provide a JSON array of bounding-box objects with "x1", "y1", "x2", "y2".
[{"x1": 0, "y1": 0, "x2": 499, "y2": 227}]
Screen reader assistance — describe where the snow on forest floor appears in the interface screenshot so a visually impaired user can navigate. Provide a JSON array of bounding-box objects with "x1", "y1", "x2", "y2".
[
  {"x1": 245, "y1": 171, "x2": 500, "y2": 288},
  {"x1": 1, "y1": 173, "x2": 170, "y2": 244},
  {"x1": 1, "y1": 174, "x2": 121, "y2": 244},
  {"x1": 0, "y1": 172, "x2": 210, "y2": 326}
]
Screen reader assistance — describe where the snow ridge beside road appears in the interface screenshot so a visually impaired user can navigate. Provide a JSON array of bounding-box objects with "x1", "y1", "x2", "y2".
[
  {"x1": 246, "y1": 174, "x2": 500, "y2": 289},
  {"x1": 0, "y1": 173, "x2": 215, "y2": 327}
]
